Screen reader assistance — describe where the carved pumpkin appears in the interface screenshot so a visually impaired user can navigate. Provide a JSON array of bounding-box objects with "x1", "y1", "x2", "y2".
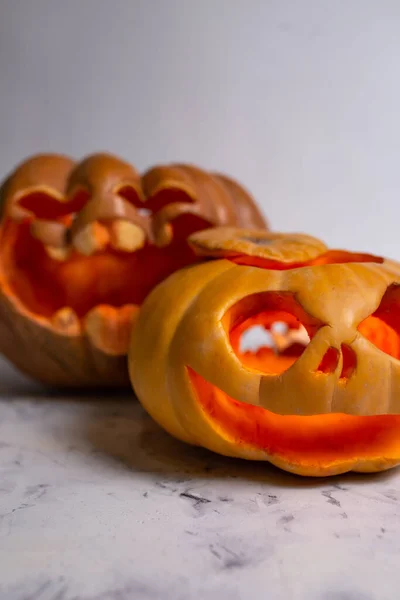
[
  {"x1": 129, "y1": 227, "x2": 400, "y2": 476},
  {"x1": 0, "y1": 155, "x2": 266, "y2": 387}
]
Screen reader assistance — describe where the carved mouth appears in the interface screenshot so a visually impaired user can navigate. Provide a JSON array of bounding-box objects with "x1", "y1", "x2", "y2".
[
  {"x1": 0, "y1": 211, "x2": 210, "y2": 354},
  {"x1": 189, "y1": 368, "x2": 400, "y2": 476}
]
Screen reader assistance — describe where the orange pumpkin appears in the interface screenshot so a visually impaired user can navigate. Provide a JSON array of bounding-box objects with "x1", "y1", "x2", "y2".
[
  {"x1": 129, "y1": 227, "x2": 400, "y2": 477},
  {"x1": 0, "y1": 155, "x2": 266, "y2": 387}
]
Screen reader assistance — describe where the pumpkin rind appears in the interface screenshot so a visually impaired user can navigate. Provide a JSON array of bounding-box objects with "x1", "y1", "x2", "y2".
[
  {"x1": 129, "y1": 228, "x2": 400, "y2": 476},
  {"x1": 0, "y1": 155, "x2": 266, "y2": 387}
]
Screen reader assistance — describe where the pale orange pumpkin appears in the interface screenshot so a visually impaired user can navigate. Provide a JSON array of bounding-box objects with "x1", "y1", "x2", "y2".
[
  {"x1": 129, "y1": 227, "x2": 400, "y2": 477},
  {"x1": 0, "y1": 155, "x2": 266, "y2": 387}
]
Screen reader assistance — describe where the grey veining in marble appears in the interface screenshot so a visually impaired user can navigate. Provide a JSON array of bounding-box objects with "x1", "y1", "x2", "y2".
[{"x1": 0, "y1": 359, "x2": 400, "y2": 600}]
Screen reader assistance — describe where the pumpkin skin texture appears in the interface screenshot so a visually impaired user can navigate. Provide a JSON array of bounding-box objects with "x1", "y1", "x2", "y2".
[
  {"x1": 0, "y1": 155, "x2": 266, "y2": 387},
  {"x1": 129, "y1": 227, "x2": 400, "y2": 477}
]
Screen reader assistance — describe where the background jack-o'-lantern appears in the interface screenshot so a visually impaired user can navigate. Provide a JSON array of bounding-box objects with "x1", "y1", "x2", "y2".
[
  {"x1": 129, "y1": 227, "x2": 400, "y2": 477},
  {"x1": 0, "y1": 155, "x2": 267, "y2": 387}
]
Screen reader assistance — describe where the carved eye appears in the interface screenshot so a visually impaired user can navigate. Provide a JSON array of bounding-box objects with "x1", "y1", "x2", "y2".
[
  {"x1": 358, "y1": 284, "x2": 400, "y2": 359},
  {"x1": 116, "y1": 177, "x2": 195, "y2": 216},
  {"x1": 228, "y1": 292, "x2": 360, "y2": 381},
  {"x1": 140, "y1": 165, "x2": 197, "y2": 215},
  {"x1": 145, "y1": 188, "x2": 195, "y2": 214},
  {"x1": 116, "y1": 185, "x2": 143, "y2": 208},
  {"x1": 228, "y1": 292, "x2": 318, "y2": 375},
  {"x1": 18, "y1": 188, "x2": 89, "y2": 220}
]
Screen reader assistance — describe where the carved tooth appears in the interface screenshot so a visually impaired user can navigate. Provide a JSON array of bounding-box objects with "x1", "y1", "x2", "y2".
[
  {"x1": 52, "y1": 307, "x2": 81, "y2": 335},
  {"x1": 84, "y1": 304, "x2": 138, "y2": 354},
  {"x1": 110, "y1": 220, "x2": 146, "y2": 252},
  {"x1": 45, "y1": 245, "x2": 72, "y2": 261},
  {"x1": 72, "y1": 222, "x2": 110, "y2": 256},
  {"x1": 30, "y1": 220, "x2": 67, "y2": 247}
]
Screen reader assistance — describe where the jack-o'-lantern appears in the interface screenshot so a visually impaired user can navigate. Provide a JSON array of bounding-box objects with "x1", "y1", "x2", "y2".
[
  {"x1": 129, "y1": 227, "x2": 400, "y2": 476},
  {"x1": 0, "y1": 155, "x2": 266, "y2": 387}
]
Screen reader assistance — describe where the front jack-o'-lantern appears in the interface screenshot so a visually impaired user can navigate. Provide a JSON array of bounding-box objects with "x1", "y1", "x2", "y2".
[
  {"x1": 0, "y1": 155, "x2": 266, "y2": 387},
  {"x1": 129, "y1": 227, "x2": 400, "y2": 476}
]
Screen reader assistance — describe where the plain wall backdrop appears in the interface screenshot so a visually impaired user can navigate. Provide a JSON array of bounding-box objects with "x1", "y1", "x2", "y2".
[{"x1": 1, "y1": 0, "x2": 400, "y2": 258}]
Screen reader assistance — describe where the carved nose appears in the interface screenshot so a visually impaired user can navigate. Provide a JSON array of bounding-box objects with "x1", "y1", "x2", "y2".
[{"x1": 317, "y1": 344, "x2": 356, "y2": 380}]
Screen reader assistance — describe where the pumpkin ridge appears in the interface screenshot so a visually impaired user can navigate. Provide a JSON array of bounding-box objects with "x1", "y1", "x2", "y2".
[{"x1": 168, "y1": 262, "x2": 240, "y2": 439}]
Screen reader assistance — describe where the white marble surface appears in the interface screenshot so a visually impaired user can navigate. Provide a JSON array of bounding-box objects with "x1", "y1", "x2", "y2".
[{"x1": 1, "y1": 360, "x2": 400, "y2": 600}]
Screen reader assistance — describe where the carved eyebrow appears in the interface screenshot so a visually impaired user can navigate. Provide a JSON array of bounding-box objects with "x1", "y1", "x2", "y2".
[
  {"x1": 15, "y1": 188, "x2": 89, "y2": 220},
  {"x1": 114, "y1": 184, "x2": 144, "y2": 207}
]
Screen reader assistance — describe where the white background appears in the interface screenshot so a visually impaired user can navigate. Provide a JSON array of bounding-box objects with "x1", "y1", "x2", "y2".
[{"x1": 1, "y1": 0, "x2": 400, "y2": 257}]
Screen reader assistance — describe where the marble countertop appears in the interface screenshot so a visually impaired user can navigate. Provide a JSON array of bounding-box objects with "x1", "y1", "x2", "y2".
[{"x1": 1, "y1": 359, "x2": 400, "y2": 600}]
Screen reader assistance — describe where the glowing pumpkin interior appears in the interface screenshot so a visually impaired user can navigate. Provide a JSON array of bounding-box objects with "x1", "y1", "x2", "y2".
[
  {"x1": 0, "y1": 187, "x2": 211, "y2": 350},
  {"x1": 188, "y1": 251, "x2": 400, "y2": 472}
]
